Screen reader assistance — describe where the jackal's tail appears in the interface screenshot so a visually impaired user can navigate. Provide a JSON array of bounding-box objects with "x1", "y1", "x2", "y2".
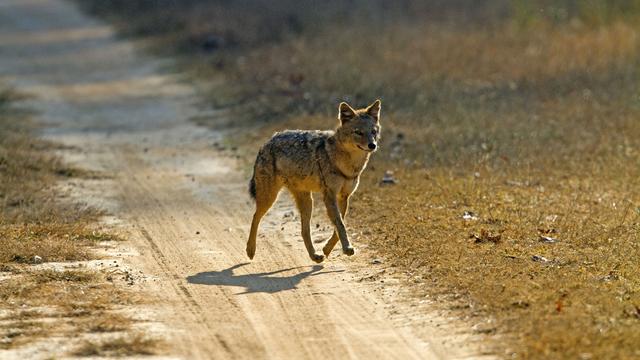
[
  {"x1": 249, "y1": 144, "x2": 277, "y2": 201},
  {"x1": 248, "y1": 173, "x2": 256, "y2": 200},
  {"x1": 248, "y1": 150, "x2": 261, "y2": 200}
]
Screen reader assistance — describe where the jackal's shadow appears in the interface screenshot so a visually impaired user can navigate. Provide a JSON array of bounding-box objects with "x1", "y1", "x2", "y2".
[{"x1": 186, "y1": 263, "x2": 343, "y2": 294}]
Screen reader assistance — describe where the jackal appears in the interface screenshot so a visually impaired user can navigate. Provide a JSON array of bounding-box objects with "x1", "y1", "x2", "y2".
[{"x1": 246, "y1": 100, "x2": 381, "y2": 263}]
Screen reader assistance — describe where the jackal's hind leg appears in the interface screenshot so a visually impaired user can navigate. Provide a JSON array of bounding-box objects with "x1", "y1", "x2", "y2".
[{"x1": 247, "y1": 179, "x2": 281, "y2": 260}]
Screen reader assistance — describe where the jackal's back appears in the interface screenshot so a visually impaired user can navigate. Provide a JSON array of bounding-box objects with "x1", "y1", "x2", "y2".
[
  {"x1": 251, "y1": 130, "x2": 333, "y2": 194},
  {"x1": 267, "y1": 129, "x2": 333, "y2": 175}
]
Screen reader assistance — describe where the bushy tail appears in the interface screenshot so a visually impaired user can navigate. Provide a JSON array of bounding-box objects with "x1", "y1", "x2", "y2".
[
  {"x1": 249, "y1": 149, "x2": 261, "y2": 200},
  {"x1": 248, "y1": 144, "x2": 276, "y2": 201},
  {"x1": 248, "y1": 173, "x2": 256, "y2": 200}
]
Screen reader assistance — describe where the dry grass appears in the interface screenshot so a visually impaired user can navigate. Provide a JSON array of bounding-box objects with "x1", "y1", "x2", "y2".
[
  {"x1": 0, "y1": 88, "x2": 118, "y2": 264},
  {"x1": 0, "y1": 224, "x2": 108, "y2": 264},
  {"x1": 353, "y1": 167, "x2": 640, "y2": 358},
  {"x1": 76, "y1": 1, "x2": 640, "y2": 358},
  {"x1": 73, "y1": 333, "x2": 160, "y2": 357},
  {"x1": 0, "y1": 268, "x2": 134, "y2": 349},
  {"x1": 0, "y1": 85, "x2": 151, "y2": 354},
  {"x1": 0, "y1": 86, "x2": 108, "y2": 265},
  {"x1": 84, "y1": 313, "x2": 131, "y2": 333}
]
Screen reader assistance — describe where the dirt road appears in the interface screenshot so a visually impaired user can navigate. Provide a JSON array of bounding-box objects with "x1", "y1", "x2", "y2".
[{"x1": 0, "y1": 1, "x2": 481, "y2": 359}]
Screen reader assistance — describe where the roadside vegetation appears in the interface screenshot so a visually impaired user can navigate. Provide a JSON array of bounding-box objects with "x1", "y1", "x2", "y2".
[
  {"x1": 76, "y1": 1, "x2": 640, "y2": 358},
  {"x1": 0, "y1": 86, "x2": 159, "y2": 355}
]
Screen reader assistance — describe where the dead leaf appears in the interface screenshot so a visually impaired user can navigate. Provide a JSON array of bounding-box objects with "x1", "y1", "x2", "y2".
[{"x1": 470, "y1": 229, "x2": 502, "y2": 244}]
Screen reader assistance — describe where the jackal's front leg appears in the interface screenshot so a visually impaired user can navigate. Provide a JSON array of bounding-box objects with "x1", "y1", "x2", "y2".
[
  {"x1": 323, "y1": 192, "x2": 354, "y2": 256},
  {"x1": 322, "y1": 195, "x2": 349, "y2": 257},
  {"x1": 293, "y1": 191, "x2": 325, "y2": 263}
]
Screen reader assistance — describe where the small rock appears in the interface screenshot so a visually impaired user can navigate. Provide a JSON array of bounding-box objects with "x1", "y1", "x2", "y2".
[
  {"x1": 283, "y1": 211, "x2": 295, "y2": 218},
  {"x1": 196, "y1": 231, "x2": 200, "y2": 235},
  {"x1": 462, "y1": 211, "x2": 478, "y2": 221},
  {"x1": 539, "y1": 235, "x2": 556, "y2": 243},
  {"x1": 472, "y1": 323, "x2": 497, "y2": 334},
  {"x1": 33, "y1": 255, "x2": 43, "y2": 264},
  {"x1": 381, "y1": 170, "x2": 397, "y2": 185},
  {"x1": 371, "y1": 259, "x2": 383, "y2": 265},
  {"x1": 531, "y1": 255, "x2": 549, "y2": 263}
]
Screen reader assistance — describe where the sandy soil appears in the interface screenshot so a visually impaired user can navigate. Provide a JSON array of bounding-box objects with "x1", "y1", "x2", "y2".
[{"x1": 0, "y1": 1, "x2": 490, "y2": 359}]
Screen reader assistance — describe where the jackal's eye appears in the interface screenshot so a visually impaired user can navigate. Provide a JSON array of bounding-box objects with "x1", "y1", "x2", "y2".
[
  {"x1": 371, "y1": 130, "x2": 377, "y2": 136},
  {"x1": 354, "y1": 130, "x2": 364, "y2": 136}
]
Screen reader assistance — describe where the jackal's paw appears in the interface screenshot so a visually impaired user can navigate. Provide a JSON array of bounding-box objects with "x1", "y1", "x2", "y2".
[
  {"x1": 246, "y1": 246, "x2": 256, "y2": 260},
  {"x1": 322, "y1": 244, "x2": 333, "y2": 257},
  {"x1": 342, "y1": 246, "x2": 355, "y2": 256},
  {"x1": 311, "y1": 253, "x2": 325, "y2": 263}
]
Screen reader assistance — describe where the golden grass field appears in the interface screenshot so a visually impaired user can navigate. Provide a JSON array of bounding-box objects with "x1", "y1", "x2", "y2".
[
  {"x1": 0, "y1": 86, "x2": 159, "y2": 355},
  {"x1": 76, "y1": 1, "x2": 640, "y2": 358}
]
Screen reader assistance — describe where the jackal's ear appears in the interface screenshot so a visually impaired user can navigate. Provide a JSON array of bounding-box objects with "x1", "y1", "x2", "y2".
[
  {"x1": 338, "y1": 102, "x2": 356, "y2": 124},
  {"x1": 366, "y1": 99, "x2": 381, "y2": 121}
]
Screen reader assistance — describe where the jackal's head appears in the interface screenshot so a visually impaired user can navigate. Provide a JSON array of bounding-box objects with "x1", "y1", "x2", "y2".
[{"x1": 335, "y1": 100, "x2": 381, "y2": 153}]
